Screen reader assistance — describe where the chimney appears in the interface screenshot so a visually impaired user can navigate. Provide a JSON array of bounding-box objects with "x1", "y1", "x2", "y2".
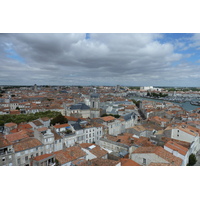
[
  {"x1": 88, "y1": 160, "x2": 92, "y2": 166},
  {"x1": 70, "y1": 151, "x2": 74, "y2": 157}
]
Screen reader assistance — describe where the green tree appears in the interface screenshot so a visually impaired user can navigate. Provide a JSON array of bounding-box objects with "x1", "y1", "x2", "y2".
[
  {"x1": 55, "y1": 159, "x2": 60, "y2": 166},
  {"x1": 50, "y1": 114, "x2": 68, "y2": 125},
  {"x1": 187, "y1": 154, "x2": 197, "y2": 166}
]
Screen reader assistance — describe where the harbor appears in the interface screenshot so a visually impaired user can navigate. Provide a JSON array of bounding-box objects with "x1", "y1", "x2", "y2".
[{"x1": 130, "y1": 96, "x2": 200, "y2": 112}]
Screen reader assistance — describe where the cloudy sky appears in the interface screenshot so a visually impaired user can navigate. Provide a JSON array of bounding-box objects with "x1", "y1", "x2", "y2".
[{"x1": 0, "y1": 33, "x2": 200, "y2": 87}]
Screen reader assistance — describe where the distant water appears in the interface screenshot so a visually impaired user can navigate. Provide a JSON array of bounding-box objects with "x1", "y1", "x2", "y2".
[{"x1": 131, "y1": 97, "x2": 200, "y2": 112}]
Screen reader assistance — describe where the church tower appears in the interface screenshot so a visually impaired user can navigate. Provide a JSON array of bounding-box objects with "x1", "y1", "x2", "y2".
[{"x1": 90, "y1": 92, "x2": 100, "y2": 118}]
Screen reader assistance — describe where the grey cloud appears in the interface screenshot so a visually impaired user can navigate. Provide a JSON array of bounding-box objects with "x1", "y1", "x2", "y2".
[{"x1": 0, "y1": 33, "x2": 199, "y2": 86}]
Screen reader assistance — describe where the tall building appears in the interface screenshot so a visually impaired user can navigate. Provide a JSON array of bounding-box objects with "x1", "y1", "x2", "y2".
[
  {"x1": 33, "y1": 84, "x2": 37, "y2": 91},
  {"x1": 90, "y1": 93, "x2": 100, "y2": 118}
]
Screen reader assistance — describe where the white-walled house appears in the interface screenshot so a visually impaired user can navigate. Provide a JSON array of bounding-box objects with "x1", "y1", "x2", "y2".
[
  {"x1": 13, "y1": 138, "x2": 44, "y2": 166},
  {"x1": 54, "y1": 146, "x2": 86, "y2": 166},
  {"x1": 101, "y1": 116, "x2": 121, "y2": 136},
  {"x1": 165, "y1": 124, "x2": 200, "y2": 155},
  {"x1": 164, "y1": 140, "x2": 190, "y2": 166},
  {"x1": 79, "y1": 143, "x2": 108, "y2": 160},
  {"x1": 131, "y1": 146, "x2": 182, "y2": 166},
  {"x1": 66, "y1": 103, "x2": 90, "y2": 118}
]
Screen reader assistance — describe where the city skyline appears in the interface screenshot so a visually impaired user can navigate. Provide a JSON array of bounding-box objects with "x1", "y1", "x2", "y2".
[{"x1": 1, "y1": 33, "x2": 200, "y2": 87}]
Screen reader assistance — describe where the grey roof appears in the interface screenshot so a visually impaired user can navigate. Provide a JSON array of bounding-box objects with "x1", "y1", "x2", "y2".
[
  {"x1": 108, "y1": 109, "x2": 118, "y2": 115},
  {"x1": 70, "y1": 103, "x2": 90, "y2": 110},
  {"x1": 122, "y1": 112, "x2": 136, "y2": 121},
  {"x1": 71, "y1": 122, "x2": 82, "y2": 130},
  {"x1": 119, "y1": 150, "x2": 129, "y2": 157},
  {"x1": 90, "y1": 93, "x2": 100, "y2": 98},
  {"x1": 110, "y1": 150, "x2": 128, "y2": 158}
]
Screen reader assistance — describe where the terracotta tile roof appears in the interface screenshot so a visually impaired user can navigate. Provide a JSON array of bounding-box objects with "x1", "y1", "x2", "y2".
[
  {"x1": 80, "y1": 143, "x2": 108, "y2": 158},
  {"x1": 37, "y1": 127, "x2": 48, "y2": 132},
  {"x1": 40, "y1": 117, "x2": 50, "y2": 121},
  {"x1": 149, "y1": 116, "x2": 170, "y2": 123},
  {"x1": 120, "y1": 158, "x2": 141, "y2": 166},
  {"x1": 13, "y1": 138, "x2": 43, "y2": 152},
  {"x1": 54, "y1": 123, "x2": 70, "y2": 129},
  {"x1": 131, "y1": 125, "x2": 146, "y2": 132},
  {"x1": 77, "y1": 158, "x2": 120, "y2": 166},
  {"x1": 10, "y1": 128, "x2": 19, "y2": 133},
  {"x1": 149, "y1": 162, "x2": 172, "y2": 166},
  {"x1": 32, "y1": 120, "x2": 43, "y2": 126},
  {"x1": 133, "y1": 137, "x2": 155, "y2": 147},
  {"x1": 161, "y1": 137, "x2": 190, "y2": 149},
  {"x1": 5, "y1": 130, "x2": 30, "y2": 143},
  {"x1": 18, "y1": 123, "x2": 32, "y2": 130},
  {"x1": 10, "y1": 110, "x2": 21, "y2": 115},
  {"x1": 132, "y1": 146, "x2": 182, "y2": 166},
  {"x1": 4, "y1": 122, "x2": 17, "y2": 128},
  {"x1": 101, "y1": 116, "x2": 116, "y2": 122},
  {"x1": 0, "y1": 136, "x2": 12, "y2": 148},
  {"x1": 65, "y1": 116, "x2": 78, "y2": 121},
  {"x1": 54, "y1": 146, "x2": 86, "y2": 165},
  {"x1": 51, "y1": 130, "x2": 62, "y2": 140},
  {"x1": 164, "y1": 141, "x2": 188, "y2": 156},
  {"x1": 33, "y1": 153, "x2": 54, "y2": 161}
]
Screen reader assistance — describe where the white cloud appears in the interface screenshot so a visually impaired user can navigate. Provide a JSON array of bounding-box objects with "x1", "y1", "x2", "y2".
[{"x1": 0, "y1": 33, "x2": 199, "y2": 86}]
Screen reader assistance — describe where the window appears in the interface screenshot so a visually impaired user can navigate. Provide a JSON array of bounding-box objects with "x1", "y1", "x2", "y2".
[
  {"x1": 41, "y1": 152, "x2": 43, "y2": 155},
  {"x1": 17, "y1": 158, "x2": 21, "y2": 165},
  {"x1": 31, "y1": 155, "x2": 33, "y2": 158},
  {"x1": 143, "y1": 158, "x2": 146, "y2": 165},
  {"x1": 86, "y1": 135, "x2": 88, "y2": 138},
  {"x1": 2, "y1": 157, "x2": 5, "y2": 162},
  {"x1": 89, "y1": 134, "x2": 91, "y2": 137},
  {"x1": 59, "y1": 139, "x2": 61, "y2": 142},
  {"x1": 36, "y1": 147, "x2": 38, "y2": 151},
  {"x1": 93, "y1": 133, "x2": 94, "y2": 137},
  {"x1": 36, "y1": 153, "x2": 39, "y2": 157},
  {"x1": 25, "y1": 156, "x2": 28, "y2": 161}
]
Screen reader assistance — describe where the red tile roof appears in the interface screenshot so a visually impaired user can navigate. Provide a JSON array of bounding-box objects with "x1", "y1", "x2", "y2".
[
  {"x1": 120, "y1": 158, "x2": 141, "y2": 166},
  {"x1": 37, "y1": 127, "x2": 48, "y2": 132},
  {"x1": 65, "y1": 116, "x2": 78, "y2": 121},
  {"x1": 80, "y1": 143, "x2": 108, "y2": 158},
  {"x1": 77, "y1": 158, "x2": 120, "y2": 166},
  {"x1": 132, "y1": 146, "x2": 182, "y2": 166},
  {"x1": 54, "y1": 146, "x2": 86, "y2": 165},
  {"x1": 33, "y1": 153, "x2": 54, "y2": 161},
  {"x1": 13, "y1": 138, "x2": 43, "y2": 152},
  {"x1": 5, "y1": 122, "x2": 17, "y2": 128},
  {"x1": 5, "y1": 130, "x2": 30, "y2": 143},
  {"x1": 101, "y1": 116, "x2": 116, "y2": 122},
  {"x1": 54, "y1": 123, "x2": 70, "y2": 129},
  {"x1": 0, "y1": 136, "x2": 12, "y2": 148},
  {"x1": 164, "y1": 141, "x2": 188, "y2": 156},
  {"x1": 18, "y1": 123, "x2": 32, "y2": 130}
]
